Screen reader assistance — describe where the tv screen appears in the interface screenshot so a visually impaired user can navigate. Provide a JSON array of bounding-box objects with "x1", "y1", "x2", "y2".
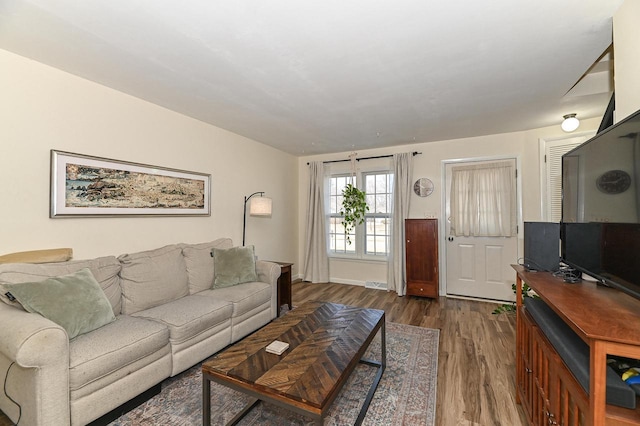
[{"x1": 561, "y1": 108, "x2": 640, "y2": 300}]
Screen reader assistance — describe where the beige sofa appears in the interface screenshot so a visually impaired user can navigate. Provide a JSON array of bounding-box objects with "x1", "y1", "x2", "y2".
[{"x1": 0, "y1": 238, "x2": 280, "y2": 426}]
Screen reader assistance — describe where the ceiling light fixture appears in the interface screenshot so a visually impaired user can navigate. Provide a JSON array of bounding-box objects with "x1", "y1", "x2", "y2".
[{"x1": 561, "y1": 114, "x2": 580, "y2": 132}]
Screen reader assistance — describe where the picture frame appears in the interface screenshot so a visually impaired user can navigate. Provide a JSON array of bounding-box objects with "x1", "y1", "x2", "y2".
[{"x1": 50, "y1": 150, "x2": 211, "y2": 217}]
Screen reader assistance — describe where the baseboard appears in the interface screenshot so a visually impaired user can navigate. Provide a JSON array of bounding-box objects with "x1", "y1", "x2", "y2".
[
  {"x1": 86, "y1": 382, "x2": 161, "y2": 426},
  {"x1": 330, "y1": 278, "x2": 366, "y2": 286},
  {"x1": 445, "y1": 293, "x2": 512, "y2": 305}
]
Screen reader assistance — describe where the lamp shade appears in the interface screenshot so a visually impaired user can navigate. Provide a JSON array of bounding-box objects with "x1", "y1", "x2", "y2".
[
  {"x1": 249, "y1": 196, "x2": 272, "y2": 216},
  {"x1": 561, "y1": 114, "x2": 580, "y2": 132}
]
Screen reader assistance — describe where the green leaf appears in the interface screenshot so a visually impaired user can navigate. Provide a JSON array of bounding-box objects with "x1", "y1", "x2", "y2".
[
  {"x1": 492, "y1": 282, "x2": 539, "y2": 315},
  {"x1": 492, "y1": 303, "x2": 516, "y2": 315},
  {"x1": 340, "y1": 183, "x2": 369, "y2": 245}
]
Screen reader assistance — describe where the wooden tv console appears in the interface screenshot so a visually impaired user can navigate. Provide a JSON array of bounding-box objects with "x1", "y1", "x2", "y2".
[{"x1": 514, "y1": 266, "x2": 640, "y2": 426}]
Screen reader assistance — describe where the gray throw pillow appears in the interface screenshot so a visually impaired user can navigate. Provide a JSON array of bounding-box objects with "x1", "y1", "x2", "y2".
[
  {"x1": 211, "y1": 246, "x2": 258, "y2": 288},
  {"x1": 3, "y1": 268, "x2": 116, "y2": 339}
]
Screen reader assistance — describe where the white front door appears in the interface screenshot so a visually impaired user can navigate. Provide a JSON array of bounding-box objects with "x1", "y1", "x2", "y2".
[{"x1": 444, "y1": 158, "x2": 519, "y2": 302}]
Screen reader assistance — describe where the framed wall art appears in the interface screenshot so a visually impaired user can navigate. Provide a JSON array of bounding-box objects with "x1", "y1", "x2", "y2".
[{"x1": 50, "y1": 150, "x2": 211, "y2": 217}]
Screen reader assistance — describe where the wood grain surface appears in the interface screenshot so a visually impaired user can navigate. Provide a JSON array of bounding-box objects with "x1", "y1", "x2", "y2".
[{"x1": 202, "y1": 301, "x2": 384, "y2": 412}]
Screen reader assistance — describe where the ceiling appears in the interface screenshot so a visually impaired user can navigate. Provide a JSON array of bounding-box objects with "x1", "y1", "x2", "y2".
[{"x1": 0, "y1": 1, "x2": 622, "y2": 156}]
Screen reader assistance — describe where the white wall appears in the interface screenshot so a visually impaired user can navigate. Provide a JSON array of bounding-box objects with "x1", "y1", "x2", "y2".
[
  {"x1": 297, "y1": 118, "x2": 601, "y2": 286},
  {"x1": 614, "y1": 0, "x2": 640, "y2": 121},
  {"x1": 0, "y1": 49, "x2": 298, "y2": 271}
]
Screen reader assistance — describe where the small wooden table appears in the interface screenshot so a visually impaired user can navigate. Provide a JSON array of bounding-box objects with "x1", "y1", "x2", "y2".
[
  {"x1": 202, "y1": 301, "x2": 386, "y2": 425},
  {"x1": 269, "y1": 261, "x2": 292, "y2": 315}
]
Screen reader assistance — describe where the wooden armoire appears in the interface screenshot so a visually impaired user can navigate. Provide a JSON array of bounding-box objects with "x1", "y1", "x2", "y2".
[{"x1": 405, "y1": 218, "x2": 439, "y2": 298}]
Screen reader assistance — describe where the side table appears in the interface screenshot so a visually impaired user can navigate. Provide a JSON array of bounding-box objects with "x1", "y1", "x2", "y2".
[{"x1": 268, "y1": 261, "x2": 293, "y2": 316}]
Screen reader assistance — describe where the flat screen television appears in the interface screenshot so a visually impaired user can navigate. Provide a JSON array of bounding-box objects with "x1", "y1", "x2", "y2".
[{"x1": 561, "y1": 107, "x2": 640, "y2": 300}]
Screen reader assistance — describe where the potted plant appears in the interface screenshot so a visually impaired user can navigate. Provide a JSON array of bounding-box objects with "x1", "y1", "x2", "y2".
[{"x1": 339, "y1": 183, "x2": 369, "y2": 244}]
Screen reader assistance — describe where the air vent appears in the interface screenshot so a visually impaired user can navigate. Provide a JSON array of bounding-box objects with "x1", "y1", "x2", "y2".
[{"x1": 365, "y1": 281, "x2": 387, "y2": 290}]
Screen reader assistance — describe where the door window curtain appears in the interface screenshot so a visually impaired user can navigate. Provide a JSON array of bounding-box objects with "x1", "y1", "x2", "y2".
[
  {"x1": 387, "y1": 153, "x2": 413, "y2": 296},
  {"x1": 303, "y1": 161, "x2": 329, "y2": 282},
  {"x1": 449, "y1": 161, "x2": 516, "y2": 237}
]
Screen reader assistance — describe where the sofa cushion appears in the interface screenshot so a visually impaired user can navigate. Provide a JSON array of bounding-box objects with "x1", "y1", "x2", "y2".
[
  {"x1": 183, "y1": 238, "x2": 233, "y2": 294},
  {"x1": 132, "y1": 294, "x2": 233, "y2": 345},
  {"x1": 211, "y1": 245, "x2": 258, "y2": 288},
  {"x1": 0, "y1": 256, "x2": 122, "y2": 315},
  {"x1": 118, "y1": 244, "x2": 189, "y2": 315},
  {"x1": 68, "y1": 315, "x2": 170, "y2": 392},
  {"x1": 2, "y1": 268, "x2": 116, "y2": 339},
  {"x1": 198, "y1": 281, "x2": 271, "y2": 318}
]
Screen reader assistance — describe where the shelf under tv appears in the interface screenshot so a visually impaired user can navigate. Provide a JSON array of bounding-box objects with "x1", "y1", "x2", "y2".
[{"x1": 514, "y1": 265, "x2": 640, "y2": 426}]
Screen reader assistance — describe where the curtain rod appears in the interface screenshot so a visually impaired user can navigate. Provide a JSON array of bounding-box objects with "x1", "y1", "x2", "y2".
[{"x1": 307, "y1": 151, "x2": 421, "y2": 165}]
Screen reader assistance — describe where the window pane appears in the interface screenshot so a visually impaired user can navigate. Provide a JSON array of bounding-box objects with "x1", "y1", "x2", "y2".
[
  {"x1": 366, "y1": 194, "x2": 375, "y2": 211},
  {"x1": 364, "y1": 214, "x2": 390, "y2": 256},
  {"x1": 366, "y1": 174, "x2": 376, "y2": 193},
  {"x1": 361, "y1": 171, "x2": 392, "y2": 255},
  {"x1": 376, "y1": 174, "x2": 386, "y2": 192},
  {"x1": 327, "y1": 174, "x2": 357, "y2": 255},
  {"x1": 376, "y1": 193, "x2": 387, "y2": 213},
  {"x1": 329, "y1": 216, "x2": 355, "y2": 254}
]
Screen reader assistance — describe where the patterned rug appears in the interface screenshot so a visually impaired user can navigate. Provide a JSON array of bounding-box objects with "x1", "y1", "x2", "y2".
[{"x1": 109, "y1": 322, "x2": 439, "y2": 426}]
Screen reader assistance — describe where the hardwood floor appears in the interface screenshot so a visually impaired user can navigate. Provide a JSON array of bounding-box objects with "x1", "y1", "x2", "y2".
[
  {"x1": 293, "y1": 281, "x2": 528, "y2": 426},
  {"x1": 0, "y1": 281, "x2": 528, "y2": 426}
]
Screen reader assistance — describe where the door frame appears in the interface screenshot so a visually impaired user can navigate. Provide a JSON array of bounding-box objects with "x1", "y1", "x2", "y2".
[
  {"x1": 439, "y1": 154, "x2": 523, "y2": 299},
  {"x1": 538, "y1": 132, "x2": 593, "y2": 221}
]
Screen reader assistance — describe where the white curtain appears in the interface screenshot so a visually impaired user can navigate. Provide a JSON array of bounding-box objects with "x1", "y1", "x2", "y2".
[
  {"x1": 303, "y1": 161, "x2": 329, "y2": 282},
  {"x1": 449, "y1": 161, "x2": 516, "y2": 237},
  {"x1": 387, "y1": 153, "x2": 413, "y2": 296}
]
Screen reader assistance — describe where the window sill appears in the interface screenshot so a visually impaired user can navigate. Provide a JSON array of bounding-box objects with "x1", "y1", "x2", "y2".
[{"x1": 328, "y1": 255, "x2": 388, "y2": 264}]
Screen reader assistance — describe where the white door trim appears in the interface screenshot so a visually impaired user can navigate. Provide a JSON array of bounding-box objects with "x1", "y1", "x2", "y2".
[
  {"x1": 538, "y1": 131, "x2": 594, "y2": 221},
  {"x1": 439, "y1": 154, "x2": 523, "y2": 298}
]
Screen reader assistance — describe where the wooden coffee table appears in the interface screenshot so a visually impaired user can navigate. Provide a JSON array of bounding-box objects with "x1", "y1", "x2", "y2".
[{"x1": 202, "y1": 301, "x2": 386, "y2": 425}]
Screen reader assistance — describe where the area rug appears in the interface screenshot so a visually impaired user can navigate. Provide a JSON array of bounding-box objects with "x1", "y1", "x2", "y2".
[{"x1": 109, "y1": 322, "x2": 439, "y2": 426}]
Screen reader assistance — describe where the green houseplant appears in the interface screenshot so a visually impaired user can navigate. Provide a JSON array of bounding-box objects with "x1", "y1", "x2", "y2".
[
  {"x1": 492, "y1": 283, "x2": 538, "y2": 314},
  {"x1": 339, "y1": 183, "x2": 369, "y2": 244}
]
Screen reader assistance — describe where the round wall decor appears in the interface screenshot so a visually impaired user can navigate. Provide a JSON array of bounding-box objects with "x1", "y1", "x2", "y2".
[
  {"x1": 596, "y1": 169, "x2": 631, "y2": 194},
  {"x1": 414, "y1": 178, "x2": 434, "y2": 197}
]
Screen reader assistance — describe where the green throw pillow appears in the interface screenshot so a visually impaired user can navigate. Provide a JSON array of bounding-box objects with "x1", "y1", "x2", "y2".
[
  {"x1": 3, "y1": 268, "x2": 116, "y2": 339},
  {"x1": 211, "y1": 245, "x2": 258, "y2": 288}
]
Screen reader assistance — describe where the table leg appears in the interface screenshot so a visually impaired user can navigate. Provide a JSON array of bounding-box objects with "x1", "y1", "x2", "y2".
[
  {"x1": 354, "y1": 320, "x2": 386, "y2": 426},
  {"x1": 203, "y1": 374, "x2": 211, "y2": 426},
  {"x1": 382, "y1": 319, "x2": 386, "y2": 368},
  {"x1": 227, "y1": 398, "x2": 260, "y2": 426}
]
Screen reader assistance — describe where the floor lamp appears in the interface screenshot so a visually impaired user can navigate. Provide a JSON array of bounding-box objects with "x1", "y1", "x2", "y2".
[{"x1": 243, "y1": 192, "x2": 272, "y2": 245}]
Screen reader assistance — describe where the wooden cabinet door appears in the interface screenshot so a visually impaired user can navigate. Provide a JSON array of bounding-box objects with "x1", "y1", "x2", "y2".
[
  {"x1": 517, "y1": 307, "x2": 534, "y2": 422},
  {"x1": 405, "y1": 219, "x2": 439, "y2": 298}
]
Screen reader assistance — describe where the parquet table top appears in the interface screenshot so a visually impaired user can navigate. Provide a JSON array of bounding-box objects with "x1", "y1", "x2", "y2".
[{"x1": 202, "y1": 300, "x2": 385, "y2": 424}]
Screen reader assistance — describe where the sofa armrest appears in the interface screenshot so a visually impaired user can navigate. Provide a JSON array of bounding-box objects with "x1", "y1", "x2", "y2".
[
  {"x1": 256, "y1": 260, "x2": 281, "y2": 318},
  {"x1": 256, "y1": 260, "x2": 281, "y2": 286},
  {"x1": 0, "y1": 303, "x2": 70, "y2": 425},
  {"x1": 0, "y1": 303, "x2": 69, "y2": 366}
]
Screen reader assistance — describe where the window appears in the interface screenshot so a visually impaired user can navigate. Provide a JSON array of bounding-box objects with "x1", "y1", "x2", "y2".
[
  {"x1": 327, "y1": 170, "x2": 393, "y2": 258},
  {"x1": 328, "y1": 175, "x2": 355, "y2": 255},
  {"x1": 449, "y1": 160, "x2": 516, "y2": 237},
  {"x1": 364, "y1": 172, "x2": 392, "y2": 256}
]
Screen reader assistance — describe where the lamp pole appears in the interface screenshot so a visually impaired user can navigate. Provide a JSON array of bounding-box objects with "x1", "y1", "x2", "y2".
[{"x1": 243, "y1": 192, "x2": 264, "y2": 246}]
